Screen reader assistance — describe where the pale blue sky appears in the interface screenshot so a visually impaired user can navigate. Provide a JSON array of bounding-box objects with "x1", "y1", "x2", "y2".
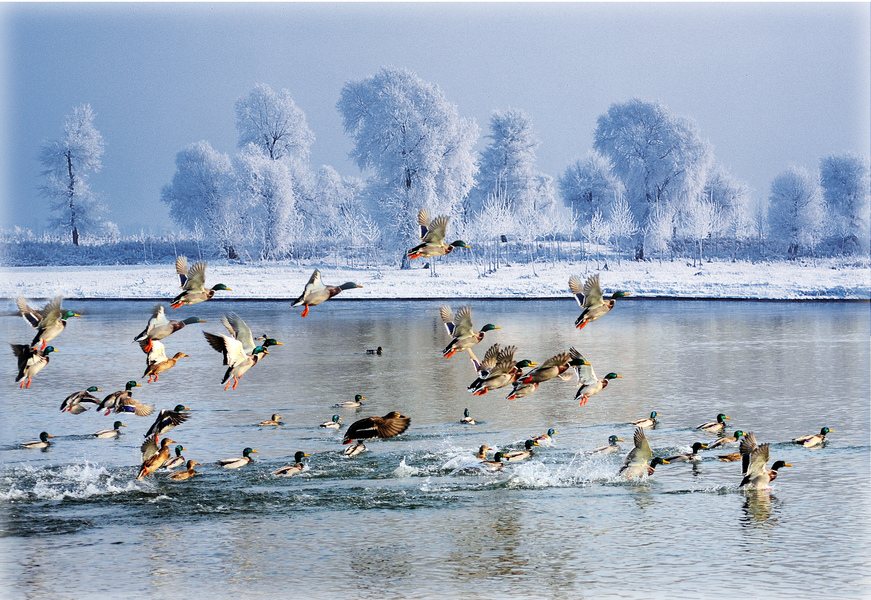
[{"x1": 2, "y1": 3, "x2": 869, "y2": 234}]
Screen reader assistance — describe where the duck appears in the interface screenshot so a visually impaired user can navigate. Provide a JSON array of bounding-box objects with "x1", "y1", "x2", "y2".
[
  {"x1": 93, "y1": 421, "x2": 126, "y2": 439},
  {"x1": 502, "y1": 439, "x2": 539, "y2": 463},
  {"x1": 664, "y1": 442, "x2": 709, "y2": 463},
  {"x1": 631, "y1": 411, "x2": 659, "y2": 429},
  {"x1": 259, "y1": 414, "x2": 284, "y2": 426},
  {"x1": 144, "y1": 405, "x2": 191, "y2": 441},
  {"x1": 162, "y1": 445, "x2": 187, "y2": 470},
  {"x1": 589, "y1": 435, "x2": 625, "y2": 455},
  {"x1": 334, "y1": 394, "x2": 365, "y2": 409},
  {"x1": 707, "y1": 430, "x2": 745, "y2": 449},
  {"x1": 569, "y1": 274, "x2": 630, "y2": 330},
  {"x1": 203, "y1": 330, "x2": 269, "y2": 390},
  {"x1": 342, "y1": 442, "x2": 367, "y2": 457},
  {"x1": 218, "y1": 447, "x2": 258, "y2": 469},
  {"x1": 21, "y1": 431, "x2": 53, "y2": 449},
  {"x1": 137, "y1": 437, "x2": 177, "y2": 480},
  {"x1": 794, "y1": 427, "x2": 833, "y2": 448},
  {"x1": 220, "y1": 312, "x2": 283, "y2": 354},
  {"x1": 11, "y1": 344, "x2": 56, "y2": 388},
  {"x1": 139, "y1": 338, "x2": 167, "y2": 372},
  {"x1": 170, "y1": 256, "x2": 231, "y2": 308},
  {"x1": 144, "y1": 352, "x2": 189, "y2": 383},
  {"x1": 739, "y1": 432, "x2": 793, "y2": 489},
  {"x1": 169, "y1": 460, "x2": 200, "y2": 481},
  {"x1": 717, "y1": 453, "x2": 742, "y2": 462},
  {"x1": 517, "y1": 349, "x2": 584, "y2": 386},
  {"x1": 98, "y1": 381, "x2": 154, "y2": 417},
  {"x1": 273, "y1": 451, "x2": 310, "y2": 477},
  {"x1": 440, "y1": 305, "x2": 500, "y2": 358},
  {"x1": 573, "y1": 350, "x2": 622, "y2": 406},
  {"x1": 506, "y1": 381, "x2": 539, "y2": 400},
  {"x1": 343, "y1": 411, "x2": 410, "y2": 444},
  {"x1": 16, "y1": 296, "x2": 80, "y2": 350},
  {"x1": 406, "y1": 208, "x2": 470, "y2": 259},
  {"x1": 60, "y1": 386, "x2": 102, "y2": 414},
  {"x1": 366, "y1": 346, "x2": 384, "y2": 355},
  {"x1": 618, "y1": 427, "x2": 670, "y2": 478},
  {"x1": 468, "y1": 345, "x2": 537, "y2": 395},
  {"x1": 480, "y1": 451, "x2": 506, "y2": 471},
  {"x1": 475, "y1": 445, "x2": 492, "y2": 460},
  {"x1": 460, "y1": 408, "x2": 476, "y2": 425},
  {"x1": 533, "y1": 428, "x2": 558, "y2": 444},
  {"x1": 291, "y1": 269, "x2": 362, "y2": 317},
  {"x1": 320, "y1": 414, "x2": 343, "y2": 429},
  {"x1": 133, "y1": 305, "x2": 206, "y2": 353},
  {"x1": 697, "y1": 413, "x2": 731, "y2": 433}
]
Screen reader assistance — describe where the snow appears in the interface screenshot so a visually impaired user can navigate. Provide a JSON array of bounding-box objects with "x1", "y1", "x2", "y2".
[{"x1": 1, "y1": 259, "x2": 868, "y2": 301}]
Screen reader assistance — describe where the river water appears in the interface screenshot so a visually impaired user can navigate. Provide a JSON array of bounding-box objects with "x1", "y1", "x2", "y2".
[{"x1": 1, "y1": 299, "x2": 868, "y2": 599}]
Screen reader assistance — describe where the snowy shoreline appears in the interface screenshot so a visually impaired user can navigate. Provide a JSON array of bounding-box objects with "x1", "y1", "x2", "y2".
[{"x1": 2, "y1": 259, "x2": 868, "y2": 301}]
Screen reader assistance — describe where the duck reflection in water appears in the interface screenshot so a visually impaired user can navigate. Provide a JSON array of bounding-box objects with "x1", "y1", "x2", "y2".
[{"x1": 741, "y1": 490, "x2": 778, "y2": 526}]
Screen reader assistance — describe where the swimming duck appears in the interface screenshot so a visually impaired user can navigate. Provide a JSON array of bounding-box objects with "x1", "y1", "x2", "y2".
[
  {"x1": 739, "y1": 432, "x2": 792, "y2": 489},
  {"x1": 144, "y1": 405, "x2": 191, "y2": 441},
  {"x1": 343, "y1": 411, "x2": 410, "y2": 444},
  {"x1": 793, "y1": 427, "x2": 833, "y2": 448},
  {"x1": 460, "y1": 408, "x2": 476, "y2": 425},
  {"x1": 98, "y1": 381, "x2": 154, "y2": 417},
  {"x1": 21, "y1": 431, "x2": 53, "y2": 449},
  {"x1": 697, "y1": 413, "x2": 731, "y2": 433},
  {"x1": 291, "y1": 269, "x2": 362, "y2": 317},
  {"x1": 631, "y1": 411, "x2": 659, "y2": 429},
  {"x1": 664, "y1": 442, "x2": 709, "y2": 463},
  {"x1": 480, "y1": 451, "x2": 506, "y2": 471},
  {"x1": 440, "y1": 305, "x2": 500, "y2": 358},
  {"x1": 169, "y1": 460, "x2": 200, "y2": 481},
  {"x1": 618, "y1": 428, "x2": 669, "y2": 478},
  {"x1": 569, "y1": 274, "x2": 630, "y2": 330},
  {"x1": 334, "y1": 394, "x2": 365, "y2": 408},
  {"x1": 589, "y1": 435, "x2": 625, "y2": 455},
  {"x1": 475, "y1": 445, "x2": 492, "y2": 460},
  {"x1": 11, "y1": 344, "x2": 56, "y2": 388},
  {"x1": 162, "y1": 445, "x2": 187, "y2": 470},
  {"x1": 137, "y1": 436, "x2": 177, "y2": 479},
  {"x1": 406, "y1": 208, "x2": 470, "y2": 259},
  {"x1": 134, "y1": 305, "x2": 206, "y2": 353},
  {"x1": 533, "y1": 428, "x2": 558, "y2": 444},
  {"x1": 707, "y1": 430, "x2": 745, "y2": 449},
  {"x1": 572, "y1": 350, "x2": 622, "y2": 406},
  {"x1": 218, "y1": 447, "x2": 258, "y2": 469},
  {"x1": 60, "y1": 386, "x2": 102, "y2": 414},
  {"x1": 502, "y1": 440, "x2": 539, "y2": 463},
  {"x1": 259, "y1": 414, "x2": 284, "y2": 426},
  {"x1": 273, "y1": 451, "x2": 310, "y2": 477},
  {"x1": 366, "y1": 347, "x2": 384, "y2": 355},
  {"x1": 342, "y1": 442, "x2": 367, "y2": 457},
  {"x1": 171, "y1": 256, "x2": 231, "y2": 308},
  {"x1": 16, "y1": 296, "x2": 80, "y2": 350},
  {"x1": 203, "y1": 331, "x2": 269, "y2": 390},
  {"x1": 143, "y1": 352, "x2": 189, "y2": 383},
  {"x1": 320, "y1": 414, "x2": 343, "y2": 429},
  {"x1": 93, "y1": 421, "x2": 126, "y2": 439}
]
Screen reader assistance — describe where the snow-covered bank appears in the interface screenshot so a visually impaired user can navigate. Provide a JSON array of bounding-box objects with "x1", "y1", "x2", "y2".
[{"x1": 1, "y1": 259, "x2": 868, "y2": 301}]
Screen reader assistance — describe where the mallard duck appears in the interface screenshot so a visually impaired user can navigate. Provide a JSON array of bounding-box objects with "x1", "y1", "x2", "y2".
[
  {"x1": 162, "y1": 445, "x2": 187, "y2": 470},
  {"x1": 717, "y1": 453, "x2": 741, "y2": 462},
  {"x1": 137, "y1": 436, "x2": 176, "y2": 479},
  {"x1": 342, "y1": 442, "x2": 367, "y2": 457},
  {"x1": 291, "y1": 269, "x2": 362, "y2": 317},
  {"x1": 169, "y1": 460, "x2": 200, "y2": 481},
  {"x1": 480, "y1": 451, "x2": 506, "y2": 471},
  {"x1": 21, "y1": 431, "x2": 53, "y2": 449},
  {"x1": 794, "y1": 427, "x2": 833, "y2": 448},
  {"x1": 98, "y1": 381, "x2": 154, "y2": 416},
  {"x1": 366, "y1": 346, "x2": 384, "y2": 355},
  {"x1": 218, "y1": 447, "x2": 258, "y2": 469},
  {"x1": 320, "y1": 414, "x2": 343, "y2": 429},
  {"x1": 203, "y1": 331, "x2": 269, "y2": 390},
  {"x1": 334, "y1": 394, "x2": 365, "y2": 408},
  {"x1": 134, "y1": 305, "x2": 206, "y2": 353},
  {"x1": 221, "y1": 312, "x2": 283, "y2": 353},
  {"x1": 440, "y1": 306, "x2": 500, "y2": 358},
  {"x1": 11, "y1": 344, "x2": 56, "y2": 388},
  {"x1": 93, "y1": 421, "x2": 126, "y2": 439},
  {"x1": 16, "y1": 296, "x2": 80, "y2": 350},
  {"x1": 618, "y1": 428, "x2": 670, "y2": 478},
  {"x1": 631, "y1": 411, "x2": 659, "y2": 429},
  {"x1": 569, "y1": 274, "x2": 630, "y2": 330},
  {"x1": 572, "y1": 350, "x2": 621, "y2": 406},
  {"x1": 664, "y1": 442, "x2": 709, "y2": 463},
  {"x1": 517, "y1": 349, "x2": 584, "y2": 385},
  {"x1": 342, "y1": 411, "x2": 410, "y2": 444},
  {"x1": 697, "y1": 413, "x2": 731, "y2": 433},
  {"x1": 60, "y1": 386, "x2": 102, "y2": 414},
  {"x1": 259, "y1": 414, "x2": 284, "y2": 426},
  {"x1": 406, "y1": 208, "x2": 470, "y2": 259},
  {"x1": 739, "y1": 432, "x2": 792, "y2": 489},
  {"x1": 503, "y1": 439, "x2": 539, "y2": 462},
  {"x1": 144, "y1": 405, "x2": 190, "y2": 441},
  {"x1": 468, "y1": 345, "x2": 537, "y2": 395},
  {"x1": 506, "y1": 381, "x2": 539, "y2": 400},
  {"x1": 475, "y1": 445, "x2": 492, "y2": 460},
  {"x1": 139, "y1": 337, "x2": 167, "y2": 371},
  {"x1": 533, "y1": 429, "x2": 558, "y2": 444},
  {"x1": 460, "y1": 408, "x2": 476, "y2": 425},
  {"x1": 273, "y1": 451, "x2": 310, "y2": 477},
  {"x1": 589, "y1": 435, "x2": 625, "y2": 455},
  {"x1": 143, "y1": 352, "x2": 189, "y2": 383},
  {"x1": 707, "y1": 430, "x2": 745, "y2": 449},
  {"x1": 170, "y1": 256, "x2": 231, "y2": 308}
]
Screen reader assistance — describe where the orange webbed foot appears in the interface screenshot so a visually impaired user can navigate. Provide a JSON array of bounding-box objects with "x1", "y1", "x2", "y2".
[{"x1": 301, "y1": 305, "x2": 310, "y2": 317}]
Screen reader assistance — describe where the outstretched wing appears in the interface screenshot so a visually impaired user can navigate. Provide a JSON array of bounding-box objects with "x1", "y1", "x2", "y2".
[
  {"x1": 141, "y1": 436, "x2": 159, "y2": 461},
  {"x1": 139, "y1": 338, "x2": 167, "y2": 365},
  {"x1": 417, "y1": 208, "x2": 431, "y2": 239},
  {"x1": 422, "y1": 215, "x2": 450, "y2": 244},
  {"x1": 568, "y1": 276, "x2": 586, "y2": 308},
  {"x1": 624, "y1": 427, "x2": 652, "y2": 467},
  {"x1": 203, "y1": 331, "x2": 247, "y2": 367},
  {"x1": 223, "y1": 312, "x2": 255, "y2": 354},
  {"x1": 583, "y1": 274, "x2": 604, "y2": 308},
  {"x1": 570, "y1": 349, "x2": 595, "y2": 382},
  {"x1": 452, "y1": 306, "x2": 474, "y2": 338},
  {"x1": 16, "y1": 297, "x2": 44, "y2": 328},
  {"x1": 540, "y1": 351, "x2": 571, "y2": 369},
  {"x1": 440, "y1": 305, "x2": 456, "y2": 336}
]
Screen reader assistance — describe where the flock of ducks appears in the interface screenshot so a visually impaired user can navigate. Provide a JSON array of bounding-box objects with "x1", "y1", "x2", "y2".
[{"x1": 10, "y1": 210, "x2": 835, "y2": 489}]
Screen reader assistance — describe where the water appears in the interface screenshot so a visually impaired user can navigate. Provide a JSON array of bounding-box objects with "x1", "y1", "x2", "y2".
[{"x1": 1, "y1": 299, "x2": 868, "y2": 599}]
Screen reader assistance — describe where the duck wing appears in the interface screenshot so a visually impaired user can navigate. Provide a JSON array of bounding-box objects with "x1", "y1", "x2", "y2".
[
  {"x1": 417, "y1": 208, "x2": 432, "y2": 239},
  {"x1": 16, "y1": 297, "x2": 44, "y2": 328},
  {"x1": 343, "y1": 411, "x2": 410, "y2": 443},
  {"x1": 440, "y1": 305, "x2": 456, "y2": 336},
  {"x1": 568, "y1": 276, "x2": 586, "y2": 308},
  {"x1": 223, "y1": 312, "x2": 255, "y2": 354},
  {"x1": 583, "y1": 274, "x2": 604, "y2": 308},
  {"x1": 422, "y1": 215, "x2": 449, "y2": 244},
  {"x1": 452, "y1": 306, "x2": 475, "y2": 338},
  {"x1": 203, "y1": 332, "x2": 247, "y2": 367}
]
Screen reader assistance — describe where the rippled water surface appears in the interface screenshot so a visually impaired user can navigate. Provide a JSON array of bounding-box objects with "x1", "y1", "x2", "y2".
[{"x1": 1, "y1": 299, "x2": 868, "y2": 598}]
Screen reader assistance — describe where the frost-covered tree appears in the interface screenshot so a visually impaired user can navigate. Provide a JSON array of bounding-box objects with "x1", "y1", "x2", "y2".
[
  {"x1": 583, "y1": 208, "x2": 611, "y2": 268},
  {"x1": 681, "y1": 197, "x2": 721, "y2": 266},
  {"x1": 38, "y1": 104, "x2": 111, "y2": 245},
  {"x1": 558, "y1": 150, "x2": 625, "y2": 222},
  {"x1": 337, "y1": 67, "x2": 479, "y2": 258},
  {"x1": 593, "y1": 99, "x2": 712, "y2": 259},
  {"x1": 306, "y1": 165, "x2": 367, "y2": 252},
  {"x1": 160, "y1": 141, "x2": 239, "y2": 258},
  {"x1": 644, "y1": 201, "x2": 675, "y2": 263},
  {"x1": 768, "y1": 166, "x2": 826, "y2": 258},
  {"x1": 704, "y1": 165, "x2": 753, "y2": 256},
  {"x1": 607, "y1": 195, "x2": 639, "y2": 263},
  {"x1": 235, "y1": 83, "x2": 315, "y2": 162},
  {"x1": 819, "y1": 152, "x2": 870, "y2": 255}
]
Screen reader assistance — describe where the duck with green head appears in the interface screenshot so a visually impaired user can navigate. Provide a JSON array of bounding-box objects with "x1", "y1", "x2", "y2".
[
  {"x1": 334, "y1": 394, "x2": 365, "y2": 409},
  {"x1": 320, "y1": 414, "x2": 343, "y2": 429},
  {"x1": 61, "y1": 386, "x2": 103, "y2": 414},
  {"x1": 406, "y1": 208, "x2": 470, "y2": 259},
  {"x1": 739, "y1": 432, "x2": 793, "y2": 489},
  {"x1": 145, "y1": 405, "x2": 191, "y2": 441},
  {"x1": 590, "y1": 435, "x2": 625, "y2": 455},
  {"x1": 569, "y1": 274, "x2": 630, "y2": 330},
  {"x1": 16, "y1": 296, "x2": 80, "y2": 350},
  {"x1": 93, "y1": 421, "x2": 126, "y2": 439},
  {"x1": 533, "y1": 428, "x2": 558, "y2": 444},
  {"x1": 707, "y1": 430, "x2": 744, "y2": 450},
  {"x1": 134, "y1": 305, "x2": 206, "y2": 353},
  {"x1": 503, "y1": 439, "x2": 540, "y2": 463},
  {"x1": 11, "y1": 344, "x2": 56, "y2": 389},
  {"x1": 203, "y1": 328, "x2": 270, "y2": 390},
  {"x1": 292, "y1": 269, "x2": 362, "y2": 317},
  {"x1": 440, "y1": 305, "x2": 500, "y2": 358},
  {"x1": 22, "y1": 431, "x2": 53, "y2": 449},
  {"x1": 572, "y1": 350, "x2": 622, "y2": 406},
  {"x1": 632, "y1": 411, "x2": 659, "y2": 429},
  {"x1": 697, "y1": 413, "x2": 731, "y2": 433},
  {"x1": 468, "y1": 345, "x2": 537, "y2": 395},
  {"x1": 219, "y1": 447, "x2": 258, "y2": 469},
  {"x1": 460, "y1": 408, "x2": 476, "y2": 425},
  {"x1": 162, "y1": 445, "x2": 187, "y2": 470},
  {"x1": 665, "y1": 442, "x2": 709, "y2": 463},
  {"x1": 171, "y1": 256, "x2": 231, "y2": 308},
  {"x1": 273, "y1": 451, "x2": 311, "y2": 477},
  {"x1": 794, "y1": 427, "x2": 833, "y2": 448},
  {"x1": 98, "y1": 381, "x2": 154, "y2": 417}
]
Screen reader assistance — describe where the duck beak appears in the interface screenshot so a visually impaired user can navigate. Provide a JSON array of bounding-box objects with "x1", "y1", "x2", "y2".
[
  {"x1": 303, "y1": 453, "x2": 311, "y2": 457},
  {"x1": 784, "y1": 463, "x2": 793, "y2": 467},
  {"x1": 274, "y1": 342, "x2": 284, "y2": 345},
  {"x1": 700, "y1": 444, "x2": 708, "y2": 449},
  {"x1": 617, "y1": 438, "x2": 625, "y2": 442},
  {"x1": 252, "y1": 450, "x2": 259, "y2": 453},
  {"x1": 73, "y1": 313, "x2": 81, "y2": 317},
  {"x1": 47, "y1": 435, "x2": 54, "y2": 438},
  {"x1": 121, "y1": 424, "x2": 127, "y2": 428},
  {"x1": 661, "y1": 459, "x2": 670, "y2": 464},
  {"x1": 725, "y1": 416, "x2": 731, "y2": 420}
]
